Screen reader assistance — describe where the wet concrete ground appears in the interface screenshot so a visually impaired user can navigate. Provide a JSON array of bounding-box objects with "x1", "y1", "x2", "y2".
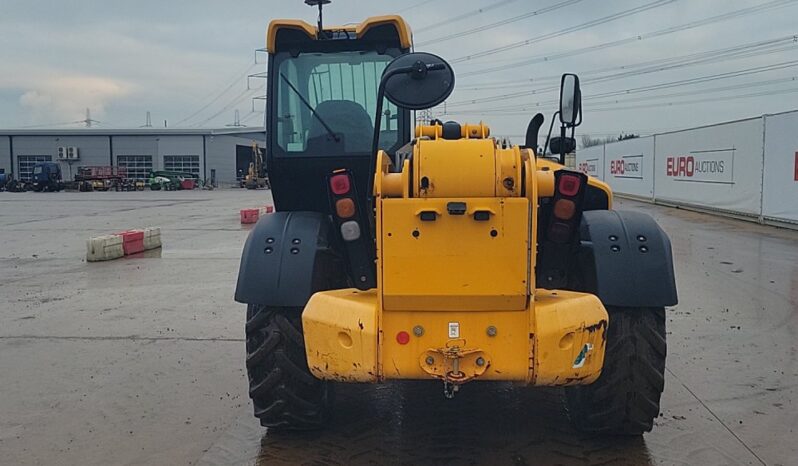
[{"x1": 0, "y1": 191, "x2": 796, "y2": 465}]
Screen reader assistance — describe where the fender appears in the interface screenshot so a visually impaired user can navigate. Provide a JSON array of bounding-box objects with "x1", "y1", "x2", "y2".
[
  {"x1": 578, "y1": 210, "x2": 677, "y2": 308},
  {"x1": 234, "y1": 211, "x2": 347, "y2": 307}
]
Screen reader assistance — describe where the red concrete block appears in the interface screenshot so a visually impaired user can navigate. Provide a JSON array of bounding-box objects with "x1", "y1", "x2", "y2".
[
  {"x1": 265, "y1": 205, "x2": 274, "y2": 213},
  {"x1": 240, "y1": 208, "x2": 259, "y2": 224},
  {"x1": 118, "y1": 230, "x2": 145, "y2": 255}
]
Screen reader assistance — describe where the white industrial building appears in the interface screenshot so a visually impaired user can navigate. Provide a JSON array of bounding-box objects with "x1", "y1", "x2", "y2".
[{"x1": 0, "y1": 127, "x2": 266, "y2": 186}]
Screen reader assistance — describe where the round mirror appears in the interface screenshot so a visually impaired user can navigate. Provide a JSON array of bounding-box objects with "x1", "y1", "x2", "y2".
[{"x1": 382, "y1": 52, "x2": 455, "y2": 111}]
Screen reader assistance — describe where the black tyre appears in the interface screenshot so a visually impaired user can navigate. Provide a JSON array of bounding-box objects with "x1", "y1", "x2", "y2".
[
  {"x1": 245, "y1": 304, "x2": 331, "y2": 430},
  {"x1": 565, "y1": 306, "x2": 666, "y2": 435}
]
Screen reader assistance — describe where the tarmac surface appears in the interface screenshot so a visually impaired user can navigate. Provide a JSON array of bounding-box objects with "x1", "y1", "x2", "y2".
[{"x1": 0, "y1": 190, "x2": 796, "y2": 466}]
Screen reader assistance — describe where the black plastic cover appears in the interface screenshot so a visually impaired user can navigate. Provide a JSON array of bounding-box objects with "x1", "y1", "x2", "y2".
[
  {"x1": 234, "y1": 211, "x2": 346, "y2": 307},
  {"x1": 578, "y1": 210, "x2": 678, "y2": 307}
]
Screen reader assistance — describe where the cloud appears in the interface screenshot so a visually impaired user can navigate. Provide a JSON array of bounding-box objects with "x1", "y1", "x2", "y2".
[{"x1": 17, "y1": 75, "x2": 132, "y2": 124}]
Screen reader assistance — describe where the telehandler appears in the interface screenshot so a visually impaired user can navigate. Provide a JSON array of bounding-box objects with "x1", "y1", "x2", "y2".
[{"x1": 236, "y1": 4, "x2": 677, "y2": 435}]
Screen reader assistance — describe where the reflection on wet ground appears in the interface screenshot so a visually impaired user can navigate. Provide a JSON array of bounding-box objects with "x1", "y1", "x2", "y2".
[
  {"x1": 1, "y1": 192, "x2": 796, "y2": 465},
  {"x1": 226, "y1": 382, "x2": 653, "y2": 466}
]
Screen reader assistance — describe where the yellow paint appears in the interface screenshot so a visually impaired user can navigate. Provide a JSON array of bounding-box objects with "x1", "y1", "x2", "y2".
[
  {"x1": 302, "y1": 289, "x2": 378, "y2": 382},
  {"x1": 304, "y1": 288, "x2": 607, "y2": 385},
  {"x1": 303, "y1": 121, "x2": 614, "y2": 388},
  {"x1": 381, "y1": 197, "x2": 529, "y2": 311},
  {"x1": 415, "y1": 122, "x2": 490, "y2": 139},
  {"x1": 532, "y1": 290, "x2": 608, "y2": 385},
  {"x1": 267, "y1": 15, "x2": 412, "y2": 53},
  {"x1": 413, "y1": 138, "x2": 497, "y2": 198}
]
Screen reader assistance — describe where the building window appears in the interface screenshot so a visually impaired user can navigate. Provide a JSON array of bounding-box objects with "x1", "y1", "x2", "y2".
[
  {"x1": 163, "y1": 155, "x2": 200, "y2": 176},
  {"x1": 117, "y1": 155, "x2": 153, "y2": 180},
  {"x1": 18, "y1": 155, "x2": 52, "y2": 181}
]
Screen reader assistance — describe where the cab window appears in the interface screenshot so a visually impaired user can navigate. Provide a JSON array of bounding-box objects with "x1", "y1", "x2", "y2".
[{"x1": 275, "y1": 51, "x2": 400, "y2": 156}]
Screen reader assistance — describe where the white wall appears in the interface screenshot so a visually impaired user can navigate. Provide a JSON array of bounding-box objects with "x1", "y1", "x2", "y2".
[
  {"x1": 603, "y1": 136, "x2": 654, "y2": 200},
  {"x1": 762, "y1": 111, "x2": 798, "y2": 223},
  {"x1": 575, "y1": 144, "x2": 604, "y2": 180},
  {"x1": 575, "y1": 109, "x2": 798, "y2": 227},
  {"x1": 653, "y1": 118, "x2": 764, "y2": 216}
]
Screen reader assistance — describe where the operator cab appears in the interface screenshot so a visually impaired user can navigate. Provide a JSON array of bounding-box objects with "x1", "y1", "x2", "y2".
[{"x1": 266, "y1": 13, "x2": 413, "y2": 213}]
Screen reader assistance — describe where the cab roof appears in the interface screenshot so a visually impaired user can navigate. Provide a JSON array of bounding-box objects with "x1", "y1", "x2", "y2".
[{"x1": 266, "y1": 15, "x2": 412, "y2": 53}]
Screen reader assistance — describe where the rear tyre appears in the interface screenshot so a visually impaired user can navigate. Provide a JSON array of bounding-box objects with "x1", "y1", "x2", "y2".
[
  {"x1": 565, "y1": 306, "x2": 666, "y2": 435},
  {"x1": 245, "y1": 304, "x2": 331, "y2": 430}
]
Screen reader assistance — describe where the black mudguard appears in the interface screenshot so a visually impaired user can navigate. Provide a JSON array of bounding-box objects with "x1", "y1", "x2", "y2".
[
  {"x1": 578, "y1": 210, "x2": 677, "y2": 308},
  {"x1": 234, "y1": 211, "x2": 346, "y2": 307}
]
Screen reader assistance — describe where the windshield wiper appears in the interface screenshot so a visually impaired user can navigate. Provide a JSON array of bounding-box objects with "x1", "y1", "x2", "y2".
[{"x1": 279, "y1": 73, "x2": 340, "y2": 142}]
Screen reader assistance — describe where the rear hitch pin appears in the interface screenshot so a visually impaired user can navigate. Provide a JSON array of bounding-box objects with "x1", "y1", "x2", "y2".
[{"x1": 443, "y1": 380, "x2": 460, "y2": 399}]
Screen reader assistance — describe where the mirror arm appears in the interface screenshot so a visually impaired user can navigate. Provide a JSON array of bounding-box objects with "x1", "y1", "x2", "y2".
[
  {"x1": 366, "y1": 65, "x2": 417, "y2": 228},
  {"x1": 559, "y1": 124, "x2": 567, "y2": 165},
  {"x1": 543, "y1": 110, "x2": 559, "y2": 157}
]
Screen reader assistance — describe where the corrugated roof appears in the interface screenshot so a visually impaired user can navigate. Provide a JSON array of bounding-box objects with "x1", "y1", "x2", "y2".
[{"x1": 0, "y1": 127, "x2": 266, "y2": 137}]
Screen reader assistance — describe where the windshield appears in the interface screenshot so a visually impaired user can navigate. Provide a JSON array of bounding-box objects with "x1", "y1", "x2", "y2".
[{"x1": 274, "y1": 50, "x2": 401, "y2": 156}]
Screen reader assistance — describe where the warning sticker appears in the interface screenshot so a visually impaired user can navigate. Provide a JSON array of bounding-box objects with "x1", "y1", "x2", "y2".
[{"x1": 448, "y1": 322, "x2": 460, "y2": 339}]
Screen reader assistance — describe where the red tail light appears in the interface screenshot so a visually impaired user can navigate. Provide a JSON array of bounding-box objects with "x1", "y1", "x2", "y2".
[
  {"x1": 546, "y1": 170, "x2": 588, "y2": 244},
  {"x1": 558, "y1": 173, "x2": 581, "y2": 196},
  {"x1": 330, "y1": 173, "x2": 351, "y2": 195}
]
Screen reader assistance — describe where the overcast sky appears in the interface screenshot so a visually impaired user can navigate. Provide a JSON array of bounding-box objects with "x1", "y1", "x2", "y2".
[{"x1": 1, "y1": 0, "x2": 797, "y2": 143}]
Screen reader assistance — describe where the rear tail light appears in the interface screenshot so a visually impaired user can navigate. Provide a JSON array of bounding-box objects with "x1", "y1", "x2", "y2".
[
  {"x1": 553, "y1": 199, "x2": 576, "y2": 220},
  {"x1": 558, "y1": 173, "x2": 581, "y2": 196},
  {"x1": 330, "y1": 173, "x2": 351, "y2": 195},
  {"x1": 546, "y1": 170, "x2": 588, "y2": 244},
  {"x1": 340, "y1": 221, "x2": 361, "y2": 241},
  {"x1": 335, "y1": 198, "x2": 356, "y2": 218},
  {"x1": 326, "y1": 169, "x2": 376, "y2": 290}
]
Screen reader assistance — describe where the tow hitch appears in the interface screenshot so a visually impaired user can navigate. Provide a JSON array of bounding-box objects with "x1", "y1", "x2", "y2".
[{"x1": 419, "y1": 340, "x2": 490, "y2": 398}]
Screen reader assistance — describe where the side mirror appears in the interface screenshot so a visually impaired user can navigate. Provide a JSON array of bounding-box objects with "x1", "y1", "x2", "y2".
[
  {"x1": 381, "y1": 52, "x2": 455, "y2": 110},
  {"x1": 559, "y1": 73, "x2": 581, "y2": 127},
  {"x1": 369, "y1": 52, "x2": 455, "y2": 195}
]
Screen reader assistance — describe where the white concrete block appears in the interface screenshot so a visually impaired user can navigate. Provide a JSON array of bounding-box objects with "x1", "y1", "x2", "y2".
[
  {"x1": 143, "y1": 227, "x2": 161, "y2": 250},
  {"x1": 86, "y1": 234, "x2": 124, "y2": 262}
]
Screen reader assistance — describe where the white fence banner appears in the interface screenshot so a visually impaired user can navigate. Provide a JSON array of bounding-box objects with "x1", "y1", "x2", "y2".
[
  {"x1": 575, "y1": 144, "x2": 604, "y2": 180},
  {"x1": 762, "y1": 111, "x2": 798, "y2": 223},
  {"x1": 602, "y1": 136, "x2": 654, "y2": 199},
  {"x1": 653, "y1": 118, "x2": 764, "y2": 216}
]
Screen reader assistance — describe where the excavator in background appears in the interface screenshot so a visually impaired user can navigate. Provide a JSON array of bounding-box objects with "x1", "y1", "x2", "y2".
[{"x1": 242, "y1": 142, "x2": 269, "y2": 190}]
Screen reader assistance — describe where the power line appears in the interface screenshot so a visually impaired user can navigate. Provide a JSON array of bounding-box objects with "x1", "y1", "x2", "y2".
[
  {"x1": 458, "y1": 0, "x2": 798, "y2": 77},
  {"x1": 415, "y1": 0, "x2": 586, "y2": 46},
  {"x1": 174, "y1": 61, "x2": 257, "y2": 127},
  {"x1": 444, "y1": 34, "x2": 798, "y2": 109},
  {"x1": 587, "y1": 85, "x2": 798, "y2": 113},
  {"x1": 460, "y1": 74, "x2": 798, "y2": 116},
  {"x1": 412, "y1": 0, "x2": 520, "y2": 34},
  {"x1": 189, "y1": 87, "x2": 258, "y2": 127},
  {"x1": 455, "y1": 35, "x2": 798, "y2": 91},
  {"x1": 449, "y1": 0, "x2": 677, "y2": 64}
]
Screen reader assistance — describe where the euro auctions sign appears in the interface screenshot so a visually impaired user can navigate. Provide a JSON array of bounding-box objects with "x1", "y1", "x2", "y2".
[
  {"x1": 577, "y1": 159, "x2": 600, "y2": 177},
  {"x1": 665, "y1": 148, "x2": 735, "y2": 184},
  {"x1": 609, "y1": 155, "x2": 643, "y2": 179}
]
